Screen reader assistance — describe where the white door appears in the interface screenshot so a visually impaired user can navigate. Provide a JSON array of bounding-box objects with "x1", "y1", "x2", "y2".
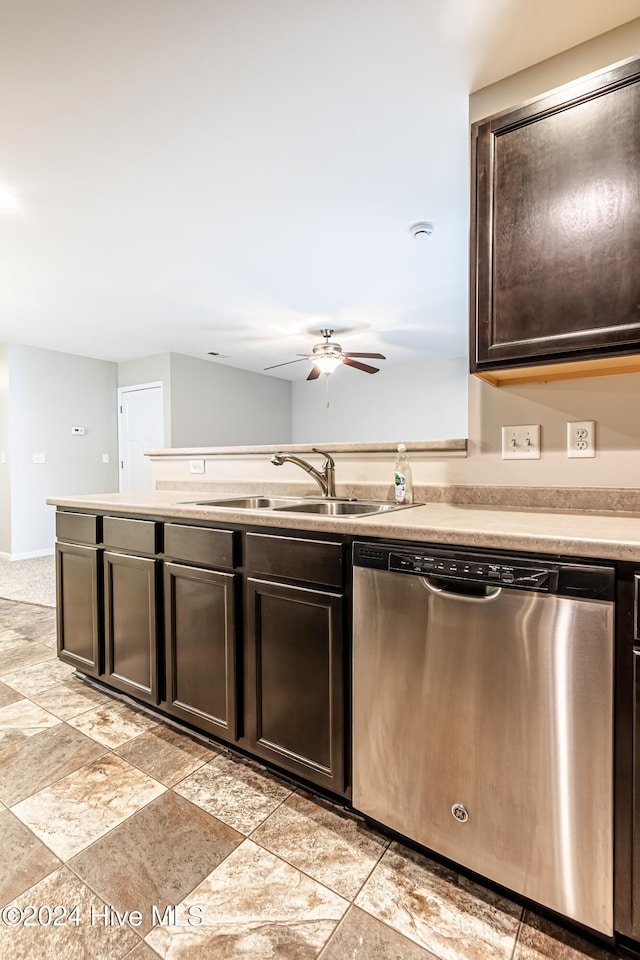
[{"x1": 117, "y1": 382, "x2": 165, "y2": 492}]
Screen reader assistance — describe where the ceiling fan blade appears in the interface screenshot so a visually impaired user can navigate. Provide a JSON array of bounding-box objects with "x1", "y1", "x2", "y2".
[
  {"x1": 263, "y1": 358, "x2": 307, "y2": 370},
  {"x1": 343, "y1": 352, "x2": 386, "y2": 360},
  {"x1": 342, "y1": 357, "x2": 380, "y2": 374},
  {"x1": 307, "y1": 365, "x2": 321, "y2": 381}
]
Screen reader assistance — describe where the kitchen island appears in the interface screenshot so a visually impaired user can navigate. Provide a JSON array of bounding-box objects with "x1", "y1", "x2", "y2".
[{"x1": 47, "y1": 484, "x2": 640, "y2": 952}]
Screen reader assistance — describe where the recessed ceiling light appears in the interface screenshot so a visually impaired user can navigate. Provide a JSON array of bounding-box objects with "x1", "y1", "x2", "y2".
[{"x1": 0, "y1": 187, "x2": 18, "y2": 209}]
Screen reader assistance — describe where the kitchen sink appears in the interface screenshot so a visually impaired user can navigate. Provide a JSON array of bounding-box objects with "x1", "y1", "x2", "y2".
[
  {"x1": 189, "y1": 496, "x2": 299, "y2": 509},
  {"x1": 178, "y1": 496, "x2": 417, "y2": 516},
  {"x1": 272, "y1": 500, "x2": 407, "y2": 516}
]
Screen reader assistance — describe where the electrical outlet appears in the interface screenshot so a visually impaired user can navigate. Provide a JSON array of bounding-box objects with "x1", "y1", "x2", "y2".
[
  {"x1": 189, "y1": 459, "x2": 205, "y2": 474},
  {"x1": 501, "y1": 425, "x2": 541, "y2": 460},
  {"x1": 567, "y1": 421, "x2": 595, "y2": 458},
  {"x1": 32, "y1": 452, "x2": 46, "y2": 464}
]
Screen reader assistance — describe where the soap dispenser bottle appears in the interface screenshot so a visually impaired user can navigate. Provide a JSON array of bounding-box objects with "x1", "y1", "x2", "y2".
[{"x1": 394, "y1": 443, "x2": 413, "y2": 504}]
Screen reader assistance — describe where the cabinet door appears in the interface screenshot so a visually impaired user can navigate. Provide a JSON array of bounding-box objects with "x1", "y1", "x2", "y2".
[
  {"x1": 164, "y1": 562, "x2": 238, "y2": 741},
  {"x1": 104, "y1": 552, "x2": 159, "y2": 704},
  {"x1": 56, "y1": 542, "x2": 101, "y2": 677},
  {"x1": 246, "y1": 578, "x2": 345, "y2": 795},
  {"x1": 472, "y1": 57, "x2": 640, "y2": 374}
]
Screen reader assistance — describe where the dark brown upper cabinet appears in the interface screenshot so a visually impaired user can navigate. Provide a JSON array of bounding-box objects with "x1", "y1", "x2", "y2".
[{"x1": 471, "y1": 56, "x2": 640, "y2": 386}]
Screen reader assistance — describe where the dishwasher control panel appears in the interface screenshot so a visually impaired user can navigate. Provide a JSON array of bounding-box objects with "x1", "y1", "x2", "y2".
[
  {"x1": 353, "y1": 542, "x2": 615, "y2": 600},
  {"x1": 388, "y1": 550, "x2": 555, "y2": 590},
  {"x1": 353, "y1": 542, "x2": 560, "y2": 592}
]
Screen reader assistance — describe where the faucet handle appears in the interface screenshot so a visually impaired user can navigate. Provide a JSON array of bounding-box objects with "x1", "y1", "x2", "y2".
[{"x1": 312, "y1": 447, "x2": 335, "y2": 466}]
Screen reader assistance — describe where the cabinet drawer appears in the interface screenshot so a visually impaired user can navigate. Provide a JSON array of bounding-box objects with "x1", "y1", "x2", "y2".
[
  {"x1": 246, "y1": 533, "x2": 343, "y2": 588},
  {"x1": 103, "y1": 517, "x2": 159, "y2": 555},
  {"x1": 164, "y1": 524, "x2": 235, "y2": 569},
  {"x1": 56, "y1": 511, "x2": 100, "y2": 545}
]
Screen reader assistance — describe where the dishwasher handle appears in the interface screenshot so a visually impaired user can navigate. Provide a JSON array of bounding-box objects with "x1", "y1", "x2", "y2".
[{"x1": 421, "y1": 576, "x2": 503, "y2": 602}]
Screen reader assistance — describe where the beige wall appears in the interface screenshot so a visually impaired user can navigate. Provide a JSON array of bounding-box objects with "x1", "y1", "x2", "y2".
[
  {"x1": 169, "y1": 353, "x2": 292, "y2": 447},
  {"x1": 8, "y1": 344, "x2": 119, "y2": 557},
  {"x1": 292, "y1": 357, "x2": 468, "y2": 443},
  {"x1": 465, "y1": 18, "x2": 640, "y2": 489}
]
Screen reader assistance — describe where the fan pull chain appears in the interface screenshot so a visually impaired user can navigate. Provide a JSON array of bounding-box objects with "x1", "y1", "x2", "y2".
[{"x1": 326, "y1": 375, "x2": 330, "y2": 408}]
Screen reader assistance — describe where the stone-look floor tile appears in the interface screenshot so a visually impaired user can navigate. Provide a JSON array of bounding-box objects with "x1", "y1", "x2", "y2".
[
  {"x1": 13, "y1": 618, "x2": 58, "y2": 645},
  {"x1": 145, "y1": 838, "x2": 348, "y2": 960},
  {"x1": 174, "y1": 754, "x2": 292, "y2": 834},
  {"x1": 0, "y1": 865, "x2": 139, "y2": 959},
  {"x1": 0, "y1": 722, "x2": 107, "y2": 806},
  {"x1": 253, "y1": 791, "x2": 388, "y2": 899},
  {"x1": 355, "y1": 843, "x2": 522, "y2": 960},
  {"x1": 32, "y1": 677, "x2": 113, "y2": 720},
  {"x1": 11, "y1": 752, "x2": 166, "y2": 860},
  {"x1": 67, "y1": 699, "x2": 159, "y2": 748},
  {"x1": 0, "y1": 679, "x2": 22, "y2": 708},
  {"x1": 514, "y1": 911, "x2": 616, "y2": 960},
  {"x1": 0, "y1": 602, "x2": 56, "y2": 628},
  {"x1": 0, "y1": 698, "x2": 61, "y2": 750},
  {"x1": 116, "y1": 725, "x2": 216, "y2": 787},
  {"x1": 319, "y1": 905, "x2": 440, "y2": 960},
  {"x1": 71, "y1": 791, "x2": 243, "y2": 933},
  {"x1": 1, "y1": 656, "x2": 76, "y2": 696},
  {"x1": 124, "y1": 943, "x2": 163, "y2": 960},
  {"x1": 0, "y1": 635, "x2": 55, "y2": 675},
  {"x1": 0, "y1": 808, "x2": 61, "y2": 906},
  {"x1": 36, "y1": 629, "x2": 58, "y2": 648}
]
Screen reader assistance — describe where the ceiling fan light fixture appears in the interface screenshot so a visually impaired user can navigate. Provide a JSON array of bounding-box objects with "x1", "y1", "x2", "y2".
[{"x1": 314, "y1": 355, "x2": 342, "y2": 375}]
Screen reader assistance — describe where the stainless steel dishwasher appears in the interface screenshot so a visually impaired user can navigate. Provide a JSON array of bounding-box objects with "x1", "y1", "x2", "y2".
[{"x1": 352, "y1": 541, "x2": 615, "y2": 935}]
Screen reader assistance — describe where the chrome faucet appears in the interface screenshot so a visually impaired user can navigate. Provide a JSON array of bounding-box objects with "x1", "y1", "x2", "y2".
[{"x1": 270, "y1": 448, "x2": 336, "y2": 498}]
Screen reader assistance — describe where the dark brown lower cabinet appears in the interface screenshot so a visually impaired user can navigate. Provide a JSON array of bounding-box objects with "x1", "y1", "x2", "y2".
[
  {"x1": 164, "y1": 561, "x2": 238, "y2": 740},
  {"x1": 104, "y1": 551, "x2": 159, "y2": 704},
  {"x1": 56, "y1": 541, "x2": 102, "y2": 677},
  {"x1": 246, "y1": 577, "x2": 345, "y2": 794}
]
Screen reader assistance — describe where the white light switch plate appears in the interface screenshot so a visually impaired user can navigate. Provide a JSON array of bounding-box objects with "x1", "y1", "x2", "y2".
[{"x1": 501, "y1": 425, "x2": 541, "y2": 460}]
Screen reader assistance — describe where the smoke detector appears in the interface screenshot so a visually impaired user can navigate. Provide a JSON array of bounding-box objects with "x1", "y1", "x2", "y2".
[{"x1": 409, "y1": 221, "x2": 434, "y2": 238}]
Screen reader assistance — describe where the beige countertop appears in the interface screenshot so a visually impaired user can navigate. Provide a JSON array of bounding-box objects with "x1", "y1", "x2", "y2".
[{"x1": 46, "y1": 490, "x2": 640, "y2": 561}]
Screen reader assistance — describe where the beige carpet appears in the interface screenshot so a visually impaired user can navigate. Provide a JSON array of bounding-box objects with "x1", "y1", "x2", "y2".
[{"x1": 0, "y1": 554, "x2": 56, "y2": 607}]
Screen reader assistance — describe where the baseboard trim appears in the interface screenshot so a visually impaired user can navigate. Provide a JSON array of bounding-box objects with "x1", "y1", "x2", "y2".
[{"x1": 0, "y1": 548, "x2": 55, "y2": 561}]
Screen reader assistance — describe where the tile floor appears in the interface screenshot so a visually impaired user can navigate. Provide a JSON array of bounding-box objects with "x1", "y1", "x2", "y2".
[{"x1": 0, "y1": 597, "x2": 619, "y2": 960}]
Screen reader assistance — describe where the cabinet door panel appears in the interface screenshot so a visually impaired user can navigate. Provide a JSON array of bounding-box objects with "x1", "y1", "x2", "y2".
[
  {"x1": 165, "y1": 562, "x2": 237, "y2": 740},
  {"x1": 473, "y1": 56, "x2": 640, "y2": 373},
  {"x1": 104, "y1": 552, "x2": 159, "y2": 704},
  {"x1": 56, "y1": 542, "x2": 101, "y2": 676},
  {"x1": 631, "y1": 649, "x2": 640, "y2": 936},
  {"x1": 246, "y1": 578, "x2": 345, "y2": 794}
]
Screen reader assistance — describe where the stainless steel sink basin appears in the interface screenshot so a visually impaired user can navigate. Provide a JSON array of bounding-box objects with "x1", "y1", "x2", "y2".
[
  {"x1": 272, "y1": 500, "x2": 403, "y2": 516},
  {"x1": 190, "y1": 496, "x2": 299, "y2": 509},
  {"x1": 178, "y1": 495, "x2": 417, "y2": 516}
]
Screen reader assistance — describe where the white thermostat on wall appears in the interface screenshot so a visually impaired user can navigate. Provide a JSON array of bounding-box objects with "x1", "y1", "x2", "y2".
[{"x1": 71, "y1": 426, "x2": 85, "y2": 435}]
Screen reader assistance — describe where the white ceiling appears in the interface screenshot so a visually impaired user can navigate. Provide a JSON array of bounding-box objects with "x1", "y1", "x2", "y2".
[{"x1": 0, "y1": 1, "x2": 637, "y2": 378}]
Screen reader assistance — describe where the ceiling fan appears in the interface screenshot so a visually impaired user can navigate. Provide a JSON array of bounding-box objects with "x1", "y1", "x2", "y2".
[{"x1": 264, "y1": 329, "x2": 386, "y2": 380}]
